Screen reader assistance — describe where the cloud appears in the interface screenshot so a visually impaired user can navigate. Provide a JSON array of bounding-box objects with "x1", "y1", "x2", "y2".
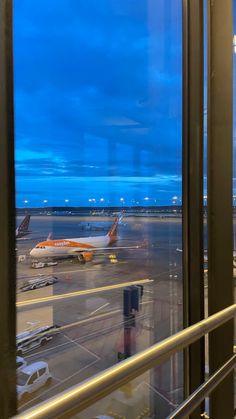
[{"x1": 14, "y1": 0, "x2": 184, "y2": 206}]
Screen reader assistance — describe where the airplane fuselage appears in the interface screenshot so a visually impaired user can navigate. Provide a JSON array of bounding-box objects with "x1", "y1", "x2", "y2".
[{"x1": 30, "y1": 235, "x2": 110, "y2": 258}]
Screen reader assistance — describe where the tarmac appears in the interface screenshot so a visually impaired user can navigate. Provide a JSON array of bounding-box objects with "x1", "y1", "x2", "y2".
[{"x1": 16, "y1": 215, "x2": 188, "y2": 416}]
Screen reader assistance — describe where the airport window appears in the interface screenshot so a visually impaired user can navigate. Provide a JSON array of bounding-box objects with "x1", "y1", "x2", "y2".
[
  {"x1": 13, "y1": 0, "x2": 183, "y2": 416},
  {"x1": 0, "y1": 0, "x2": 235, "y2": 417}
]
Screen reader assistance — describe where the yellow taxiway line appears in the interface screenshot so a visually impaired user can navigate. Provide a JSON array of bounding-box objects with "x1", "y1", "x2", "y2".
[{"x1": 17, "y1": 278, "x2": 153, "y2": 308}]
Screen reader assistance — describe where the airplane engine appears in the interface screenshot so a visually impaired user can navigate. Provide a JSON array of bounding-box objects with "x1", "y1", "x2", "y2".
[
  {"x1": 78, "y1": 252, "x2": 93, "y2": 263},
  {"x1": 82, "y1": 251, "x2": 93, "y2": 262}
]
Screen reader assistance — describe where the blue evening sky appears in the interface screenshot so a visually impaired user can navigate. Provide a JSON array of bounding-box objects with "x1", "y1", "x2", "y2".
[{"x1": 14, "y1": 0, "x2": 229, "y2": 208}]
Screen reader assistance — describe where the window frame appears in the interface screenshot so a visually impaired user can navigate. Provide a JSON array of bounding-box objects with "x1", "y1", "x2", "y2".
[
  {"x1": 0, "y1": 0, "x2": 16, "y2": 417},
  {"x1": 0, "y1": 0, "x2": 234, "y2": 417}
]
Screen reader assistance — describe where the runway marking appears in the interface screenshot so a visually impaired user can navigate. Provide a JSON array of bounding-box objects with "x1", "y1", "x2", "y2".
[
  {"x1": 24, "y1": 306, "x2": 152, "y2": 359},
  {"x1": 51, "y1": 376, "x2": 61, "y2": 383},
  {"x1": 90, "y1": 302, "x2": 110, "y2": 316},
  {"x1": 24, "y1": 340, "x2": 76, "y2": 359},
  {"x1": 144, "y1": 382, "x2": 178, "y2": 408},
  {"x1": 17, "y1": 278, "x2": 153, "y2": 307},
  {"x1": 59, "y1": 309, "x2": 121, "y2": 331},
  {"x1": 19, "y1": 359, "x2": 99, "y2": 412},
  {"x1": 63, "y1": 334, "x2": 101, "y2": 361}
]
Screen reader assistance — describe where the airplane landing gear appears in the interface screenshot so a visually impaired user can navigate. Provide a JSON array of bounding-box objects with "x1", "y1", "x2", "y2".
[{"x1": 77, "y1": 254, "x2": 86, "y2": 264}]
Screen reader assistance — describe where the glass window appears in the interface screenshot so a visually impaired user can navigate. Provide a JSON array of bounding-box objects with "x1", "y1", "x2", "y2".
[
  {"x1": 16, "y1": 361, "x2": 23, "y2": 369},
  {"x1": 14, "y1": 0, "x2": 183, "y2": 416},
  {"x1": 17, "y1": 372, "x2": 29, "y2": 386},
  {"x1": 28, "y1": 372, "x2": 38, "y2": 385},
  {"x1": 38, "y1": 368, "x2": 46, "y2": 377}
]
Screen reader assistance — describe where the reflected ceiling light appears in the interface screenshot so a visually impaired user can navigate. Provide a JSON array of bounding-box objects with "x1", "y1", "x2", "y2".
[
  {"x1": 144, "y1": 197, "x2": 149, "y2": 200},
  {"x1": 100, "y1": 198, "x2": 104, "y2": 202},
  {"x1": 120, "y1": 197, "x2": 124, "y2": 201},
  {"x1": 23, "y1": 200, "x2": 29, "y2": 204},
  {"x1": 65, "y1": 199, "x2": 69, "y2": 203},
  {"x1": 43, "y1": 199, "x2": 48, "y2": 203},
  {"x1": 233, "y1": 35, "x2": 236, "y2": 53}
]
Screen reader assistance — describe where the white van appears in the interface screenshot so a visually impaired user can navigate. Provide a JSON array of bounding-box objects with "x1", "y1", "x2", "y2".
[
  {"x1": 16, "y1": 356, "x2": 27, "y2": 371},
  {"x1": 17, "y1": 361, "x2": 52, "y2": 401}
]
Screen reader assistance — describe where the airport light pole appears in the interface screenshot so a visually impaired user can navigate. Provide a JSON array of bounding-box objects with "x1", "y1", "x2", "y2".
[
  {"x1": 172, "y1": 195, "x2": 178, "y2": 205},
  {"x1": 23, "y1": 199, "x2": 29, "y2": 210},
  {"x1": 120, "y1": 197, "x2": 125, "y2": 207}
]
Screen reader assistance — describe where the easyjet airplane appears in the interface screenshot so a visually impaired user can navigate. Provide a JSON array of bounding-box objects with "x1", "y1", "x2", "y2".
[
  {"x1": 30, "y1": 216, "x2": 136, "y2": 262},
  {"x1": 16, "y1": 215, "x2": 31, "y2": 239}
]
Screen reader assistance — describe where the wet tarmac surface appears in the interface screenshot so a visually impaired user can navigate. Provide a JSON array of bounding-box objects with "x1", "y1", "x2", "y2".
[{"x1": 16, "y1": 215, "x2": 183, "y2": 414}]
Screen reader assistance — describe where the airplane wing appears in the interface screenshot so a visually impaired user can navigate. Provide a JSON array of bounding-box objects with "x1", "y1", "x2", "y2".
[{"x1": 71, "y1": 245, "x2": 142, "y2": 253}]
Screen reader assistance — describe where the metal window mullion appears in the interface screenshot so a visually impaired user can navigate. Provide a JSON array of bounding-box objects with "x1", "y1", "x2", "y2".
[
  {"x1": 207, "y1": 0, "x2": 234, "y2": 418},
  {"x1": 0, "y1": 0, "x2": 16, "y2": 417},
  {"x1": 168, "y1": 354, "x2": 236, "y2": 419},
  {"x1": 182, "y1": 1, "x2": 204, "y2": 418}
]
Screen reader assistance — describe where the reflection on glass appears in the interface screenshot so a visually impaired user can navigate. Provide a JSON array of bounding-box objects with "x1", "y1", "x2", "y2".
[
  {"x1": 14, "y1": 0, "x2": 183, "y2": 416},
  {"x1": 71, "y1": 366, "x2": 181, "y2": 418},
  {"x1": 233, "y1": 0, "x2": 236, "y2": 410}
]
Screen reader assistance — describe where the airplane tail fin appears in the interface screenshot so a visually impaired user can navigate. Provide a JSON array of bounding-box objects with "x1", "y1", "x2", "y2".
[
  {"x1": 18, "y1": 214, "x2": 31, "y2": 232},
  {"x1": 47, "y1": 232, "x2": 53, "y2": 240},
  {"x1": 107, "y1": 214, "x2": 123, "y2": 243}
]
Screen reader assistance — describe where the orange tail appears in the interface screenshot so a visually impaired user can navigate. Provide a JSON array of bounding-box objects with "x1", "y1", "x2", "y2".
[{"x1": 107, "y1": 217, "x2": 119, "y2": 243}]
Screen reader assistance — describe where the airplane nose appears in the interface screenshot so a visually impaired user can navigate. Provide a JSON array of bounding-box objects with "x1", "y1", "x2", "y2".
[{"x1": 30, "y1": 249, "x2": 35, "y2": 256}]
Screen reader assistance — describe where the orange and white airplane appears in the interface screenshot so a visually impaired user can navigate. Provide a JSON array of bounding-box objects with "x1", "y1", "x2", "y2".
[{"x1": 30, "y1": 216, "x2": 137, "y2": 262}]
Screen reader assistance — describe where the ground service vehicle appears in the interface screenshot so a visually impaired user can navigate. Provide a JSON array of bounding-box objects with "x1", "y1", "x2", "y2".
[
  {"x1": 16, "y1": 356, "x2": 27, "y2": 371},
  {"x1": 20, "y1": 275, "x2": 58, "y2": 292},
  {"x1": 17, "y1": 361, "x2": 52, "y2": 401},
  {"x1": 16, "y1": 325, "x2": 59, "y2": 355},
  {"x1": 31, "y1": 261, "x2": 58, "y2": 269}
]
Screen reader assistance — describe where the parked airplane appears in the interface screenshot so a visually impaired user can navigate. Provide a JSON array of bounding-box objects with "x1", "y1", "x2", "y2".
[
  {"x1": 16, "y1": 215, "x2": 31, "y2": 239},
  {"x1": 30, "y1": 216, "x2": 137, "y2": 263}
]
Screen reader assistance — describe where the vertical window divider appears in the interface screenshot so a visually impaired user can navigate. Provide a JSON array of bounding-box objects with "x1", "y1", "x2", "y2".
[
  {"x1": 207, "y1": 1, "x2": 234, "y2": 418},
  {"x1": 0, "y1": 0, "x2": 16, "y2": 416},
  {"x1": 182, "y1": 1, "x2": 204, "y2": 418}
]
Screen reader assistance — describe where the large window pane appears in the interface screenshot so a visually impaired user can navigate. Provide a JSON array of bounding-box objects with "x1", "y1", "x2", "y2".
[{"x1": 14, "y1": 1, "x2": 183, "y2": 416}]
